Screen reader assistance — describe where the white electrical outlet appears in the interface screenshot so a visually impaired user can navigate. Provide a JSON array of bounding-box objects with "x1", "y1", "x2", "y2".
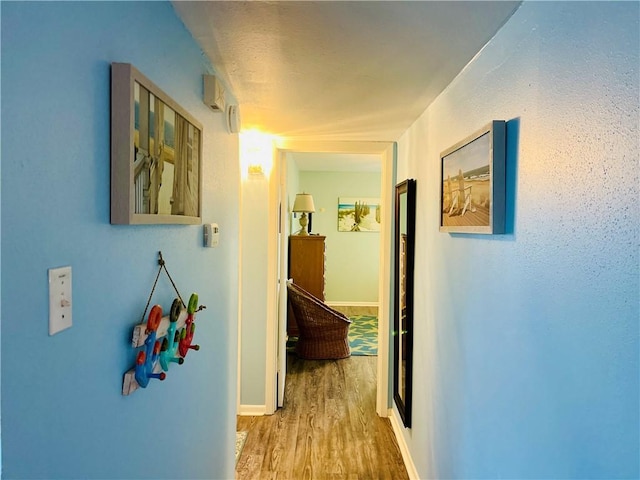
[{"x1": 49, "y1": 266, "x2": 72, "y2": 335}]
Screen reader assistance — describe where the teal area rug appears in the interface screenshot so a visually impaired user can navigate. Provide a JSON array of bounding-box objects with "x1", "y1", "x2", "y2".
[{"x1": 348, "y1": 314, "x2": 378, "y2": 356}]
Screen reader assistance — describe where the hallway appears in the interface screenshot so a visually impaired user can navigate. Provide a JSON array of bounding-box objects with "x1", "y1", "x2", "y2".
[{"x1": 236, "y1": 356, "x2": 409, "y2": 479}]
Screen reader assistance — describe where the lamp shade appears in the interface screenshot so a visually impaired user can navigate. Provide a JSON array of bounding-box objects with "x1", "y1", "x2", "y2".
[{"x1": 292, "y1": 193, "x2": 315, "y2": 213}]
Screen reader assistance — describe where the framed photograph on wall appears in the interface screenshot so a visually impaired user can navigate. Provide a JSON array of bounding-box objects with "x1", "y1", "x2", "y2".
[
  {"x1": 111, "y1": 63, "x2": 203, "y2": 225},
  {"x1": 337, "y1": 197, "x2": 381, "y2": 232},
  {"x1": 439, "y1": 120, "x2": 506, "y2": 234}
]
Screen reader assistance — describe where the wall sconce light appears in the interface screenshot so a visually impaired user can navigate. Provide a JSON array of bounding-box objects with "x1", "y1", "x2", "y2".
[
  {"x1": 239, "y1": 130, "x2": 273, "y2": 179},
  {"x1": 248, "y1": 164, "x2": 264, "y2": 176},
  {"x1": 292, "y1": 193, "x2": 315, "y2": 236}
]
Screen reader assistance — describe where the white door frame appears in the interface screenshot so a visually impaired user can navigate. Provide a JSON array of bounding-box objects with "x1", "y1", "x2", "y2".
[
  {"x1": 264, "y1": 139, "x2": 395, "y2": 417},
  {"x1": 264, "y1": 142, "x2": 283, "y2": 414},
  {"x1": 276, "y1": 149, "x2": 289, "y2": 407}
]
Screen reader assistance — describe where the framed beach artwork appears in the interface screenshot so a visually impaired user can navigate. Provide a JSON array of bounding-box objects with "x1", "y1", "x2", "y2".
[
  {"x1": 111, "y1": 63, "x2": 203, "y2": 225},
  {"x1": 440, "y1": 120, "x2": 506, "y2": 234},
  {"x1": 337, "y1": 197, "x2": 381, "y2": 232}
]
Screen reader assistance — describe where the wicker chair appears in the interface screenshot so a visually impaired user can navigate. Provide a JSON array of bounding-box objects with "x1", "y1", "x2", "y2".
[{"x1": 287, "y1": 282, "x2": 352, "y2": 360}]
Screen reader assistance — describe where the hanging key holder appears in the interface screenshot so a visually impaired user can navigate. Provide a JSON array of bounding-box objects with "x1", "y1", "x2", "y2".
[{"x1": 122, "y1": 251, "x2": 206, "y2": 396}]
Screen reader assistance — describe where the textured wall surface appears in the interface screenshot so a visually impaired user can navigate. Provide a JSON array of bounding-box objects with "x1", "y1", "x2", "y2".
[
  {"x1": 300, "y1": 171, "x2": 381, "y2": 303},
  {"x1": 240, "y1": 177, "x2": 269, "y2": 407},
  {"x1": 396, "y1": 2, "x2": 638, "y2": 479},
  {"x1": 2, "y1": 2, "x2": 239, "y2": 478}
]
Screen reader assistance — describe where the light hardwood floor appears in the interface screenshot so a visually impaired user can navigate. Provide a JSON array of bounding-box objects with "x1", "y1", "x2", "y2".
[{"x1": 236, "y1": 355, "x2": 409, "y2": 480}]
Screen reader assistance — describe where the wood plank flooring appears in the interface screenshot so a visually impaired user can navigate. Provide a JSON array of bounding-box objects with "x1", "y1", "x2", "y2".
[{"x1": 236, "y1": 355, "x2": 409, "y2": 480}]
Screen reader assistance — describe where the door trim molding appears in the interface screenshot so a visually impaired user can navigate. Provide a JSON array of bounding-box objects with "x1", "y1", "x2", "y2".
[{"x1": 268, "y1": 139, "x2": 395, "y2": 418}]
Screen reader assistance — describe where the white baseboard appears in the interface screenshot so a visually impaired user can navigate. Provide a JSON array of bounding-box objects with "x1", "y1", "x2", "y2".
[
  {"x1": 238, "y1": 404, "x2": 267, "y2": 416},
  {"x1": 389, "y1": 408, "x2": 419, "y2": 480},
  {"x1": 325, "y1": 301, "x2": 379, "y2": 307}
]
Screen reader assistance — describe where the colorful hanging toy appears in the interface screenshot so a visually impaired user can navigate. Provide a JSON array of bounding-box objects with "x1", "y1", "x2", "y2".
[
  {"x1": 122, "y1": 252, "x2": 207, "y2": 396},
  {"x1": 179, "y1": 293, "x2": 201, "y2": 357},
  {"x1": 160, "y1": 298, "x2": 185, "y2": 371}
]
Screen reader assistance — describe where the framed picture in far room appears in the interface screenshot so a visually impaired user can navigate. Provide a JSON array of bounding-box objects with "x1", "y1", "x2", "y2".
[
  {"x1": 337, "y1": 197, "x2": 381, "y2": 232},
  {"x1": 440, "y1": 120, "x2": 506, "y2": 234}
]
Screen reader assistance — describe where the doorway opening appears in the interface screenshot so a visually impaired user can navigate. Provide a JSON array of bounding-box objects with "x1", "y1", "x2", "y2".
[
  {"x1": 289, "y1": 152, "x2": 381, "y2": 355},
  {"x1": 267, "y1": 140, "x2": 396, "y2": 417}
]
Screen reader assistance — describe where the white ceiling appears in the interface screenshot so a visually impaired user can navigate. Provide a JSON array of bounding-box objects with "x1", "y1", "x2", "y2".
[
  {"x1": 173, "y1": 1, "x2": 520, "y2": 142},
  {"x1": 172, "y1": 1, "x2": 520, "y2": 169},
  {"x1": 288, "y1": 152, "x2": 382, "y2": 172}
]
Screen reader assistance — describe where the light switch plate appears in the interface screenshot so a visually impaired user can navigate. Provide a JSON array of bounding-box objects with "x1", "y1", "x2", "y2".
[{"x1": 49, "y1": 266, "x2": 72, "y2": 335}]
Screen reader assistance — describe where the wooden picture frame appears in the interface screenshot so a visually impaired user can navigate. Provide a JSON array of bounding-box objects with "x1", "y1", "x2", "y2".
[
  {"x1": 440, "y1": 121, "x2": 506, "y2": 234},
  {"x1": 111, "y1": 63, "x2": 203, "y2": 225}
]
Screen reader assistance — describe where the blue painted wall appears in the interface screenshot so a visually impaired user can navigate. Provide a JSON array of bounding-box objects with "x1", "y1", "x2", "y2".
[
  {"x1": 1, "y1": 2, "x2": 239, "y2": 479},
  {"x1": 397, "y1": 2, "x2": 638, "y2": 479}
]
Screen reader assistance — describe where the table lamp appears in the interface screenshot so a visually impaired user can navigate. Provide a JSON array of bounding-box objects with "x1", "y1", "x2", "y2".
[{"x1": 292, "y1": 193, "x2": 315, "y2": 236}]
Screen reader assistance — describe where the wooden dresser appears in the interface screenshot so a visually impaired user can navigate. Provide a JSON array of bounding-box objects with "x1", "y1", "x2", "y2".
[{"x1": 288, "y1": 235, "x2": 325, "y2": 336}]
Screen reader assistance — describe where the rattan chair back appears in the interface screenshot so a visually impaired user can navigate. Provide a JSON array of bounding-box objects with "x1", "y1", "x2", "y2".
[{"x1": 287, "y1": 282, "x2": 352, "y2": 360}]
